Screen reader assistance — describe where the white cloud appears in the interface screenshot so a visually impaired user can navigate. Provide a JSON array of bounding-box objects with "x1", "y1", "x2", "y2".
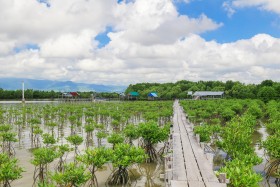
[
  {"x1": 223, "y1": 1, "x2": 236, "y2": 17},
  {"x1": 40, "y1": 30, "x2": 96, "y2": 58},
  {"x1": 1, "y1": 33, "x2": 280, "y2": 85},
  {"x1": 0, "y1": 0, "x2": 279, "y2": 85},
  {"x1": 113, "y1": 0, "x2": 221, "y2": 45},
  {"x1": 232, "y1": 0, "x2": 280, "y2": 15}
]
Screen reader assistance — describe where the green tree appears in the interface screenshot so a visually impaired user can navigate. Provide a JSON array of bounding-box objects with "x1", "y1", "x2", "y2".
[
  {"x1": 107, "y1": 133, "x2": 124, "y2": 150},
  {"x1": 107, "y1": 143, "x2": 146, "y2": 185},
  {"x1": 31, "y1": 147, "x2": 58, "y2": 184},
  {"x1": 257, "y1": 86, "x2": 277, "y2": 102},
  {"x1": 138, "y1": 122, "x2": 169, "y2": 162},
  {"x1": 78, "y1": 147, "x2": 112, "y2": 187},
  {"x1": 66, "y1": 135, "x2": 83, "y2": 158},
  {"x1": 0, "y1": 153, "x2": 24, "y2": 187},
  {"x1": 123, "y1": 124, "x2": 139, "y2": 145},
  {"x1": 52, "y1": 163, "x2": 90, "y2": 187},
  {"x1": 219, "y1": 157, "x2": 262, "y2": 187}
]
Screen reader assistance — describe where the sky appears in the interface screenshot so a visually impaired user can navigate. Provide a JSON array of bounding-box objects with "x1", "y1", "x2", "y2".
[{"x1": 0, "y1": 0, "x2": 280, "y2": 85}]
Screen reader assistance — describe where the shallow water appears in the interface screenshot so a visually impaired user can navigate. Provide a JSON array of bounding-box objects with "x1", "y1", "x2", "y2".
[{"x1": 0, "y1": 101, "x2": 165, "y2": 187}]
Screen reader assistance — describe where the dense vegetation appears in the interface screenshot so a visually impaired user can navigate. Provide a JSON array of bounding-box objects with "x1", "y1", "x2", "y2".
[
  {"x1": 0, "y1": 101, "x2": 173, "y2": 186},
  {"x1": 180, "y1": 99, "x2": 280, "y2": 186},
  {"x1": 126, "y1": 79, "x2": 280, "y2": 101},
  {"x1": 0, "y1": 89, "x2": 119, "y2": 100}
]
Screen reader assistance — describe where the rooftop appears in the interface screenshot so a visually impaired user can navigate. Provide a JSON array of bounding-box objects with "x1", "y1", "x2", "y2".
[{"x1": 193, "y1": 91, "x2": 224, "y2": 96}]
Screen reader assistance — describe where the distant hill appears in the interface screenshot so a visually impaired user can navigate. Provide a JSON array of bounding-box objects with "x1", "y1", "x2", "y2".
[{"x1": 0, "y1": 78, "x2": 126, "y2": 92}]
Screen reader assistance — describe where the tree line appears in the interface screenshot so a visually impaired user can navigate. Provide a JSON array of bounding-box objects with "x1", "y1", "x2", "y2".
[
  {"x1": 125, "y1": 79, "x2": 280, "y2": 102},
  {"x1": 0, "y1": 80, "x2": 279, "y2": 102},
  {"x1": 0, "y1": 89, "x2": 119, "y2": 100}
]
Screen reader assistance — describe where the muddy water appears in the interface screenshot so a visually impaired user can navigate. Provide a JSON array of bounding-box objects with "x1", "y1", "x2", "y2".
[
  {"x1": 11, "y1": 135, "x2": 165, "y2": 187},
  {"x1": 12, "y1": 138, "x2": 164, "y2": 187},
  {"x1": 1, "y1": 102, "x2": 165, "y2": 187}
]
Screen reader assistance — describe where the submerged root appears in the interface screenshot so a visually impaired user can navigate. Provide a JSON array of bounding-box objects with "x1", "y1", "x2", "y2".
[
  {"x1": 144, "y1": 144, "x2": 159, "y2": 163},
  {"x1": 265, "y1": 159, "x2": 280, "y2": 180},
  {"x1": 107, "y1": 167, "x2": 129, "y2": 185}
]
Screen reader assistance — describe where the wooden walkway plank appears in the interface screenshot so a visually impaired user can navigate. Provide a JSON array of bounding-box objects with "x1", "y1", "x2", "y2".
[
  {"x1": 205, "y1": 182, "x2": 227, "y2": 187},
  {"x1": 172, "y1": 133, "x2": 187, "y2": 181},
  {"x1": 167, "y1": 100, "x2": 226, "y2": 187},
  {"x1": 180, "y1": 135, "x2": 203, "y2": 181},
  {"x1": 170, "y1": 180, "x2": 189, "y2": 187}
]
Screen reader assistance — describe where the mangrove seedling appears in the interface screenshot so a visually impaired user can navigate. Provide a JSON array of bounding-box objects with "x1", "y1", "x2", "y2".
[
  {"x1": 107, "y1": 133, "x2": 124, "y2": 150},
  {"x1": 107, "y1": 143, "x2": 146, "y2": 185},
  {"x1": 78, "y1": 147, "x2": 112, "y2": 187},
  {"x1": 31, "y1": 147, "x2": 58, "y2": 185},
  {"x1": 0, "y1": 153, "x2": 24, "y2": 187},
  {"x1": 138, "y1": 122, "x2": 169, "y2": 162},
  {"x1": 56, "y1": 144, "x2": 71, "y2": 172},
  {"x1": 123, "y1": 124, "x2": 139, "y2": 145},
  {"x1": 52, "y1": 162, "x2": 90, "y2": 187},
  {"x1": 66, "y1": 134, "x2": 83, "y2": 158}
]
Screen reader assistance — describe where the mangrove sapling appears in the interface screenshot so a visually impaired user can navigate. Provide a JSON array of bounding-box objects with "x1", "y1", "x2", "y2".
[
  {"x1": 28, "y1": 118, "x2": 41, "y2": 147},
  {"x1": 58, "y1": 111, "x2": 66, "y2": 127},
  {"x1": 218, "y1": 157, "x2": 262, "y2": 187},
  {"x1": 52, "y1": 162, "x2": 90, "y2": 187},
  {"x1": 111, "y1": 119, "x2": 120, "y2": 131},
  {"x1": 217, "y1": 116, "x2": 257, "y2": 159},
  {"x1": 14, "y1": 120, "x2": 23, "y2": 143},
  {"x1": 37, "y1": 181, "x2": 56, "y2": 187},
  {"x1": 107, "y1": 143, "x2": 146, "y2": 185},
  {"x1": 84, "y1": 122, "x2": 95, "y2": 147},
  {"x1": 0, "y1": 131, "x2": 17, "y2": 157},
  {"x1": 68, "y1": 115, "x2": 77, "y2": 135},
  {"x1": 66, "y1": 134, "x2": 83, "y2": 160},
  {"x1": 96, "y1": 130, "x2": 107, "y2": 147},
  {"x1": 123, "y1": 124, "x2": 139, "y2": 145},
  {"x1": 107, "y1": 133, "x2": 124, "y2": 150},
  {"x1": 0, "y1": 124, "x2": 12, "y2": 133},
  {"x1": 138, "y1": 122, "x2": 170, "y2": 162},
  {"x1": 56, "y1": 144, "x2": 71, "y2": 172},
  {"x1": 45, "y1": 122, "x2": 57, "y2": 137},
  {"x1": 78, "y1": 147, "x2": 112, "y2": 187},
  {"x1": 31, "y1": 147, "x2": 58, "y2": 186},
  {"x1": 0, "y1": 153, "x2": 24, "y2": 187},
  {"x1": 42, "y1": 133, "x2": 56, "y2": 147},
  {"x1": 33, "y1": 126, "x2": 43, "y2": 148},
  {"x1": 194, "y1": 124, "x2": 221, "y2": 143}
]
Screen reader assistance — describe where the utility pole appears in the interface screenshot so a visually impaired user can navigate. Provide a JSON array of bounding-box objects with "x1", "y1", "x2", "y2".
[{"x1": 22, "y1": 81, "x2": 25, "y2": 103}]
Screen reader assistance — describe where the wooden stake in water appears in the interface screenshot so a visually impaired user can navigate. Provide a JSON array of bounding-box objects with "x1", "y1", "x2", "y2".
[{"x1": 22, "y1": 81, "x2": 25, "y2": 103}]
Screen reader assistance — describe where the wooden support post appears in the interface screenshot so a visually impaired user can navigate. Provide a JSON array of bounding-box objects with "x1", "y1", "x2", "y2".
[
  {"x1": 200, "y1": 142, "x2": 205, "y2": 151},
  {"x1": 196, "y1": 134, "x2": 200, "y2": 143},
  {"x1": 219, "y1": 173, "x2": 227, "y2": 183}
]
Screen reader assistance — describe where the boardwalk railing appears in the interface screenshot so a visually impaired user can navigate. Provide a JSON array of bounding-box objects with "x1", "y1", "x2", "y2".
[{"x1": 164, "y1": 100, "x2": 227, "y2": 187}]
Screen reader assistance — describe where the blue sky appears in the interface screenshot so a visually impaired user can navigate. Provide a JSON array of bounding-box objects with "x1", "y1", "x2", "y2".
[
  {"x1": 95, "y1": 27, "x2": 113, "y2": 48},
  {"x1": 1, "y1": 0, "x2": 280, "y2": 85},
  {"x1": 93, "y1": 0, "x2": 280, "y2": 47},
  {"x1": 21, "y1": 0, "x2": 280, "y2": 50},
  {"x1": 174, "y1": 0, "x2": 280, "y2": 43}
]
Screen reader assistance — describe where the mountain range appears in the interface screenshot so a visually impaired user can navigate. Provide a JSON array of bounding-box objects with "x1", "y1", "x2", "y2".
[{"x1": 0, "y1": 78, "x2": 126, "y2": 92}]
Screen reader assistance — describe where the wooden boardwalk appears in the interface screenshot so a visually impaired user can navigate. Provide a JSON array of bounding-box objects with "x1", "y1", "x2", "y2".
[{"x1": 165, "y1": 100, "x2": 226, "y2": 187}]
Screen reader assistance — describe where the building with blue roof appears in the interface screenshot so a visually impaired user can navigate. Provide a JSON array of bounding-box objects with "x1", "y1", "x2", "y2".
[{"x1": 148, "y1": 92, "x2": 158, "y2": 100}]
